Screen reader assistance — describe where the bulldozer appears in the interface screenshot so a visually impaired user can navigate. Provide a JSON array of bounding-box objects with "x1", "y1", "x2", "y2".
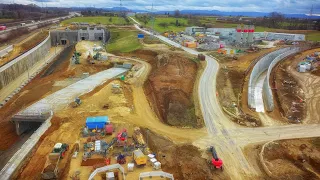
[
  {"x1": 208, "y1": 146, "x2": 223, "y2": 171},
  {"x1": 41, "y1": 143, "x2": 69, "y2": 179}
]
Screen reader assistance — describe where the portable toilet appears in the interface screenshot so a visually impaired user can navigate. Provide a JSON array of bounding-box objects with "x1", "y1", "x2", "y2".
[{"x1": 86, "y1": 116, "x2": 109, "y2": 129}]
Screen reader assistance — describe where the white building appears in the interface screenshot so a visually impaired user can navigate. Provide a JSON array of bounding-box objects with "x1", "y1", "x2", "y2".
[{"x1": 185, "y1": 26, "x2": 206, "y2": 35}]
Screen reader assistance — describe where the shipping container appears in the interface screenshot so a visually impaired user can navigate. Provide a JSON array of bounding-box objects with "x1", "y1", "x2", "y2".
[{"x1": 86, "y1": 116, "x2": 109, "y2": 129}]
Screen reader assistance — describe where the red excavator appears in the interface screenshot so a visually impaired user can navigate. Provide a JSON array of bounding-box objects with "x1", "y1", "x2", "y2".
[{"x1": 208, "y1": 146, "x2": 223, "y2": 171}]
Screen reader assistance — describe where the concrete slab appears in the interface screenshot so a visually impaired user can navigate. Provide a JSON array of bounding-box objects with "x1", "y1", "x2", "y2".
[
  {"x1": 254, "y1": 72, "x2": 267, "y2": 112},
  {"x1": 18, "y1": 67, "x2": 128, "y2": 115}
]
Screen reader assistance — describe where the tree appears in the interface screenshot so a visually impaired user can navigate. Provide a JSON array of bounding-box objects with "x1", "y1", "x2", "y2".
[
  {"x1": 174, "y1": 10, "x2": 180, "y2": 17},
  {"x1": 175, "y1": 19, "x2": 179, "y2": 26},
  {"x1": 269, "y1": 12, "x2": 284, "y2": 28},
  {"x1": 109, "y1": 17, "x2": 112, "y2": 22}
]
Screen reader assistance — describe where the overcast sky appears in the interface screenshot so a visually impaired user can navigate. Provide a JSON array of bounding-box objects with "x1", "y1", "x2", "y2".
[{"x1": 2, "y1": 0, "x2": 320, "y2": 14}]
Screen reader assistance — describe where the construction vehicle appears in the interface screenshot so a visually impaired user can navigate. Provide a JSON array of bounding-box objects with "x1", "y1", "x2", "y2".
[
  {"x1": 133, "y1": 148, "x2": 147, "y2": 166},
  {"x1": 41, "y1": 143, "x2": 69, "y2": 179},
  {"x1": 73, "y1": 51, "x2": 81, "y2": 64},
  {"x1": 116, "y1": 129, "x2": 127, "y2": 146},
  {"x1": 71, "y1": 97, "x2": 81, "y2": 108},
  {"x1": 0, "y1": 26, "x2": 6, "y2": 31},
  {"x1": 117, "y1": 153, "x2": 126, "y2": 164},
  {"x1": 93, "y1": 52, "x2": 101, "y2": 60},
  {"x1": 208, "y1": 146, "x2": 223, "y2": 171},
  {"x1": 132, "y1": 127, "x2": 145, "y2": 147}
]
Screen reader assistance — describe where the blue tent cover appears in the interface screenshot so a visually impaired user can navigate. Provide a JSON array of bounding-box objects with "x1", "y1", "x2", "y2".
[{"x1": 86, "y1": 116, "x2": 109, "y2": 129}]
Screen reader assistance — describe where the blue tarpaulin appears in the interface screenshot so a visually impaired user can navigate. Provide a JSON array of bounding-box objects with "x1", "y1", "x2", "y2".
[
  {"x1": 138, "y1": 34, "x2": 145, "y2": 39},
  {"x1": 86, "y1": 116, "x2": 109, "y2": 129}
]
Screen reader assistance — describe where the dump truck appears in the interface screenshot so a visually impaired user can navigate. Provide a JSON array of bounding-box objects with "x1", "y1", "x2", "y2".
[
  {"x1": 133, "y1": 149, "x2": 147, "y2": 166},
  {"x1": 208, "y1": 146, "x2": 223, "y2": 171},
  {"x1": 132, "y1": 127, "x2": 145, "y2": 147},
  {"x1": 41, "y1": 143, "x2": 69, "y2": 179}
]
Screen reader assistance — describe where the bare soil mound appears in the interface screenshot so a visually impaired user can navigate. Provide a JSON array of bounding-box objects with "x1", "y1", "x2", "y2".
[{"x1": 141, "y1": 128, "x2": 228, "y2": 180}]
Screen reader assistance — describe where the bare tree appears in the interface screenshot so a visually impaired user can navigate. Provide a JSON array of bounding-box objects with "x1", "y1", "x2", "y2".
[{"x1": 174, "y1": 10, "x2": 180, "y2": 17}]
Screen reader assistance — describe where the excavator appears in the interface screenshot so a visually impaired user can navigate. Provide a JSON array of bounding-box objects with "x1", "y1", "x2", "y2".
[{"x1": 208, "y1": 146, "x2": 223, "y2": 171}]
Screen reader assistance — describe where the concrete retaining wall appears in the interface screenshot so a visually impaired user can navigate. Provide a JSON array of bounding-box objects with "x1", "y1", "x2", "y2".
[
  {"x1": 0, "y1": 35, "x2": 51, "y2": 91},
  {"x1": 248, "y1": 47, "x2": 291, "y2": 109},
  {"x1": 0, "y1": 45, "x2": 13, "y2": 58},
  {"x1": 263, "y1": 47, "x2": 300, "y2": 111},
  {"x1": 0, "y1": 112, "x2": 53, "y2": 180}
]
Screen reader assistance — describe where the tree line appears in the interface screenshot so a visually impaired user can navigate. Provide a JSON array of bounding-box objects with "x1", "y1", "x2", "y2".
[{"x1": 0, "y1": 4, "x2": 69, "y2": 22}]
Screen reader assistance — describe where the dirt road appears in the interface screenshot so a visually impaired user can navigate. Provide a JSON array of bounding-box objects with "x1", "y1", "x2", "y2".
[{"x1": 130, "y1": 17, "x2": 320, "y2": 179}]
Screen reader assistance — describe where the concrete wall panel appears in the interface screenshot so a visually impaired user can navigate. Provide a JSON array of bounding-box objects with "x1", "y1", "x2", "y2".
[{"x1": 0, "y1": 35, "x2": 51, "y2": 90}]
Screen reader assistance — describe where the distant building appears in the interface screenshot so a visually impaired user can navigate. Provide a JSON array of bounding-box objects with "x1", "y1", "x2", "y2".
[
  {"x1": 185, "y1": 26, "x2": 206, "y2": 35},
  {"x1": 206, "y1": 28, "x2": 236, "y2": 37}
]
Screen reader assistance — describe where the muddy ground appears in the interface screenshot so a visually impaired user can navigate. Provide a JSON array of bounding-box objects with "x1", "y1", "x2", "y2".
[
  {"x1": 272, "y1": 57, "x2": 306, "y2": 123},
  {"x1": 120, "y1": 49, "x2": 202, "y2": 128},
  {"x1": 0, "y1": 42, "x2": 113, "y2": 165},
  {"x1": 215, "y1": 48, "x2": 281, "y2": 127},
  {"x1": 141, "y1": 128, "x2": 229, "y2": 180},
  {"x1": 262, "y1": 138, "x2": 320, "y2": 180}
]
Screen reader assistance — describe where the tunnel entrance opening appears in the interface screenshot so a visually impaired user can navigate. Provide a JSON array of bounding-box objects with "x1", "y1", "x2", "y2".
[
  {"x1": 81, "y1": 37, "x2": 85, "y2": 40},
  {"x1": 99, "y1": 37, "x2": 102, "y2": 40},
  {"x1": 61, "y1": 39, "x2": 67, "y2": 45},
  {"x1": 12, "y1": 113, "x2": 51, "y2": 135}
]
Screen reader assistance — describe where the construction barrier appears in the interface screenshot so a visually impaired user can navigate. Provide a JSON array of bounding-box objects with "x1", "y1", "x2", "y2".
[
  {"x1": 88, "y1": 164, "x2": 125, "y2": 180},
  {"x1": 139, "y1": 171, "x2": 174, "y2": 180}
]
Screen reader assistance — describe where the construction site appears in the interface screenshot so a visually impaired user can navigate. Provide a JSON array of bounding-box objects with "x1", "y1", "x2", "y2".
[{"x1": 0, "y1": 9, "x2": 320, "y2": 180}]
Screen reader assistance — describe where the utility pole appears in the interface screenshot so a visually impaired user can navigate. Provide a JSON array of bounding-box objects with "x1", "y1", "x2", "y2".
[{"x1": 308, "y1": 5, "x2": 314, "y2": 30}]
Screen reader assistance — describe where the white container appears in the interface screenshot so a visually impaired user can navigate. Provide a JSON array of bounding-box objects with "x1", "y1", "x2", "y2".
[
  {"x1": 150, "y1": 158, "x2": 157, "y2": 165},
  {"x1": 305, "y1": 63, "x2": 311, "y2": 71},
  {"x1": 299, "y1": 65, "x2": 306, "y2": 72},
  {"x1": 148, "y1": 154, "x2": 155, "y2": 160},
  {"x1": 127, "y1": 163, "x2": 134, "y2": 172},
  {"x1": 95, "y1": 140, "x2": 101, "y2": 152},
  {"x1": 106, "y1": 172, "x2": 115, "y2": 180},
  {"x1": 153, "y1": 161, "x2": 161, "y2": 170}
]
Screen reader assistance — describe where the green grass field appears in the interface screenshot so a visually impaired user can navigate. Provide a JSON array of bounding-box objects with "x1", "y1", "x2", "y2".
[
  {"x1": 107, "y1": 28, "x2": 142, "y2": 53},
  {"x1": 61, "y1": 16, "x2": 132, "y2": 26},
  {"x1": 138, "y1": 17, "x2": 189, "y2": 33},
  {"x1": 306, "y1": 32, "x2": 320, "y2": 41}
]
